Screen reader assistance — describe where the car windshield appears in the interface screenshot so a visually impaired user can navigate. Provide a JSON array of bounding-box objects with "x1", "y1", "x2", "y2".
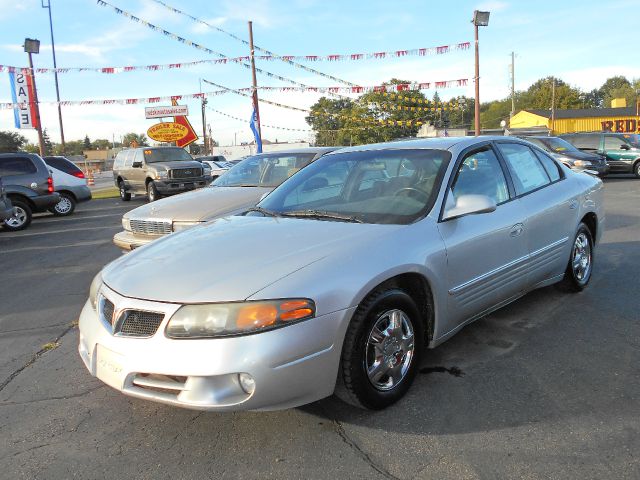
[
  {"x1": 212, "y1": 152, "x2": 317, "y2": 187},
  {"x1": 539, "y1": 137, "x2": 580, "y2": 153},
  {"x1": 258, "y1": 149, "x2": 450, "y2": 225},
  {"x1": 144, "y1": 148, "x2": 193, "y2": 163}
]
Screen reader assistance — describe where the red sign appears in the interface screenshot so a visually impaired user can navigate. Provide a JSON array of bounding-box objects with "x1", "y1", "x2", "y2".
[{"x1": 171, "y1": 98, "x2": 198, "y2": 147}]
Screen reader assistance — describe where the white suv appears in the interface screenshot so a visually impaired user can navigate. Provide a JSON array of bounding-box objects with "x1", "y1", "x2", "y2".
[{"x1": 43, "y1": 156, "x2": 92, "y2": 216}]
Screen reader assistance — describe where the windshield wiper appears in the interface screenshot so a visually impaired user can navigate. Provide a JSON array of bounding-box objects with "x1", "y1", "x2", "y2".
[
  {"x1": 280, "y1": 210, "x2": 363, "y2": 223},
  {"x1": 245, "y1": 207, "x2": 281, "y2": 217}
]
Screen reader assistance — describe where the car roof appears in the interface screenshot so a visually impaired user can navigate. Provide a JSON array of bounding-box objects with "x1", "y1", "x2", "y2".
[{"x1": 326, "y1": 136, "x2": 522, "y2": 154}]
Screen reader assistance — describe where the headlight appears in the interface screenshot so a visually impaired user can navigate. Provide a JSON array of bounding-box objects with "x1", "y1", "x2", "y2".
[
  {"x1": 165, "y1": 299, "x2": 315, "y2": 338},
  {"x1": 574, "y1": 160, "x2": 593, "y2": 167},
  {"x1": 89, "y1": 272, "x2": 103, "y2": 310},
  {"x1": 172, "y1": 221, "x2": 201, "y2": 232},
  {"x1": 122, "y1": 217, "x2": 131, "y2": 231},
  {"x1": 155, "y1": 171, "x2": 168, "y2": 179}
]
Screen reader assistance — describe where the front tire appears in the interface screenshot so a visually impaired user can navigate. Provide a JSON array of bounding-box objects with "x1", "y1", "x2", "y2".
[
  {"x1": 559, "y1": 223, "x2": 594, "y2": 292},
  {"x1": 49, "y1": 192, "x2": 76, "y2": 216},
  {"x1": 147, "y1": 181, "x2": 161, "y2": 202},
  {"x1": 3, "y1": 200, "x2": 32, "y2": 231},
  {"x1": 633, "y1": 161, "x2": 640, "y2": 179},
  {"x1": 119, "y1": 181, "x2": 131, "y2": 201},
  {"x1": 336, "y1": 288, "x2": 424, "y2": 410}
]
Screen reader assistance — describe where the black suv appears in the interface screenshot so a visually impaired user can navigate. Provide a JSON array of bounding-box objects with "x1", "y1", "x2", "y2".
[
  {"x1": 0, "y1": 153, "x2": 60, "y2": 231},
  {"x1": 112, "y1": 147, "x2": 210, "y2": 202}
]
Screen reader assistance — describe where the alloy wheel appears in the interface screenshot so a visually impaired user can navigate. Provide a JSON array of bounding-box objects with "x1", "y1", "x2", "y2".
[
  {"x1": 54, "y1": 196, "x2": 73, "y2": 215},
  {"x1": 572, "y1": 232, "x2": 591, "y2": 282},
  {"x1": 5, "y1": 206, "x2": 27, "y2": 228}
]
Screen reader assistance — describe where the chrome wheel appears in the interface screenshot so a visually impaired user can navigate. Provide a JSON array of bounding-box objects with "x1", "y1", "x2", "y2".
[
  {"x1": 572, "y1": 232, "x2": 591, "y2": 282},
  {"x1": 365, "y1": 309, "x2": 415, "y2": 391},
  {"x1": 5, "y1": 206, "x2": 27, "y2": 228},
  {"x1": 54, "y1": 196, "x2": 72, "y2": 215}
]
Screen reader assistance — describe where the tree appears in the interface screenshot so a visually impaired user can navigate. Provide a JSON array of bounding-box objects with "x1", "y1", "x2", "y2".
[
  {"x1": 92, "y1": 138, "x2": 111, "y2": 150},
  {"x1": 83, "y1": 135, "x2": 91, "y2": 149},
  {"x1": 23, "y1": 143, "x2": 39, "y2": 153},
  {"x1": 305, "y1": 97, "x2": 354, "y2": 146},
  {"x1": 519, "y1": 77, "x2": 583, "y2": 110},
  {"x1": 122, "y1": 133, "x2": 149, "y2": 147},
  {"x1": 598, "y1": 76, "x2": 631, "y2": 108},
  {"x1": 0, "y1": 131, "x2": 27, "y2": 153},
  {"x1": 42, "y1": 129, "x2": 54, "y2": 156}
]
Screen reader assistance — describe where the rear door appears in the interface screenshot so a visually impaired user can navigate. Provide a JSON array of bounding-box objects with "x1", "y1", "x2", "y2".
[
  {"x1": 495, "y1": 141, "x2": 576, "y2": 285},
  {"x1": 437, "y1": 144, "x2": 529, "y2": 330}
]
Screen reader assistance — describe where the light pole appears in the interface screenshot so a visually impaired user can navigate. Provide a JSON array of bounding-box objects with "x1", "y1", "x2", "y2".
[
  {"x1": 472, "y1": 10, "x2": 490, "y2": 136},
  {"x1": 24, "y1": 38, "x2": 45, "y2": 157},
  {"x1": 41, "y1": 1, "x2": 65, "y2": 152}
]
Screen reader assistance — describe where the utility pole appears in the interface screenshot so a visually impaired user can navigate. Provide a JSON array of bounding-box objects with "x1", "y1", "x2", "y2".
[
  {"x1": 550, "y1": 77, "x2": 556, "y2": 135},
  {"x1": 42, "y1": 1, "x2": 65, "y2": 152},
  {"x1": 510, "y1": 51, "x2": 515, "y2": 118},
  {"x1": 199, "y1": 79, "x2": 207, "y2": 155},
  {"x1": 248, "y1": 21, "x2": 262, "y2": 140},
  {"x1": 24, "y1": 39, "x2": 45, "y2": 157},
  {"x1": 472, "y1": 11, "x2": 490, "y2": 136}
]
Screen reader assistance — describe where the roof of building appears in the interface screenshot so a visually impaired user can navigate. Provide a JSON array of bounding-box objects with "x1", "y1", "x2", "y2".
[{"x1": 525, "y1": 107, "x2": 637, "y2": 119}]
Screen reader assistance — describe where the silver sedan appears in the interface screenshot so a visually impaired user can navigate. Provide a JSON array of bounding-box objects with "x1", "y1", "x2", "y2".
[{"x1": 79, "y1": 136, "x2": 604, "y2": 411}]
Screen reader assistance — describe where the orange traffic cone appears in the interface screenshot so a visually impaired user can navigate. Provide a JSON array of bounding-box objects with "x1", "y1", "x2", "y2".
[{"x1": 87, "y1": 172, "x2": 95, "y2": 186}]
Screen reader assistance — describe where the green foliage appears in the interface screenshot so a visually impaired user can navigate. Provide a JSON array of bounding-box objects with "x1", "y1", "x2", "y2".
[
  {"x1": 92, "y1": 138, "x2": 112, "y2": 150},
  {"x1": 0, "y1": 131, "x2": 27, "y2": 153},
  {"x1": 57, "y1": 140, "x2": 85, "y2": 156},
  {"x1": 23, "y1": 143, "x2": 39, "y2": 153},
  {"x1": 83, "y1": 135, "x2": 91, "y2": 149},
  {"x1": 42, "y1": 129, "x2": 53, "y2": 156},
  {"x1": 122, "y1": 133, "x2": 149, "y2": 147}
]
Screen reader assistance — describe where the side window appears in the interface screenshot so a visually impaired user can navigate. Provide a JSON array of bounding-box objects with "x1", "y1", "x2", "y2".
[
  {"x1": 451, "y1": 147, "x2": 509, "y2": 204},
  {"x1": 572, "y1": 134, "x2": 600, "y2": 151},
  {"x1": 497, "y1": 143, "x2": 551, "y2": 196},
  {"x1": 604, "y1": 135, "x2": 628, "y2": 150},
  {"x1": 123, "y1": 150, "x2": 134, "y2": 167},
  {"x1": 533, "y1": 149, "x2": 561, "y2": 182},
  {"x1": 133, "y1": 150, "x2": 144, "y2": 164},
  {"x1": 0, "y1": 157, "x2": 37, "y2": 176}
]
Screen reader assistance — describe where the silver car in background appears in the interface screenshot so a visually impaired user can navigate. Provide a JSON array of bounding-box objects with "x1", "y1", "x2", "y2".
[
  {"x1": 81, "y1": 137, "x2": 604, "y2": 411},
  {"x1": 113, "y1": 147, "x2": 335, "y2": 251}
]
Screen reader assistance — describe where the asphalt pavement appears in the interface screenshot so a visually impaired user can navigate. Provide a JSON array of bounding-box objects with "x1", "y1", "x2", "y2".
[{"x1": 0, "y1": 178, "x2": 638, "y2": 479}]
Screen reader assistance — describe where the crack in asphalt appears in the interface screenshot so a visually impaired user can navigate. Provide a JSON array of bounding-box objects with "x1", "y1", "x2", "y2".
[
  {"x1": 419, "y1": 366, "x2": 465, "y2": 377},
  {"x1": 0, "y1": 325, "x2": 77, "y2": 393},
  {"x1": 0, "y1": 321, "x2": 74, "y2": 337},
  {"x1": 320, "y1": 405, "x2": 400, "y2": 480},
  {"x1": 0, "y1": 385, "x2": 104, "y2": 407}
]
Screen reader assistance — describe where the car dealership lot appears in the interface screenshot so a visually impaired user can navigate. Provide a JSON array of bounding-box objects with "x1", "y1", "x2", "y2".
[{"x1": 0, "y1": 178, "x2": 638, "y2": 479}]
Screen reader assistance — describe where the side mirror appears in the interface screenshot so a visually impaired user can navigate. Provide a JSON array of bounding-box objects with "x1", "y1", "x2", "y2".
[
  {"x1": 132, "y1": 161, "x2": 143, "y2": 168},
  {"x1": 443, "y1": 194, "x2": 497, "y2": 221},
  {"x1": 620, "y1": 144, "x2": 630, "y2": 150},
  {"x1": 302, "y1": 177, "x2": 329, "y2": 192}
]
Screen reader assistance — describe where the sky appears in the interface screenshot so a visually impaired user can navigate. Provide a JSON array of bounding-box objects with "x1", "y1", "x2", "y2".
[{"x1": 0, "y1": 0, "x2": 638, "y2": 147}]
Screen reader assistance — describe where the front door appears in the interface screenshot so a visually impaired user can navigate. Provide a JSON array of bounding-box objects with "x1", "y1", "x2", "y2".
[
  {"x1": 437, "y1": 145, "x2": 529, "y2": 335},
  {"x1": 603, "y1": 135, "x2": 637, "y2": 173}
]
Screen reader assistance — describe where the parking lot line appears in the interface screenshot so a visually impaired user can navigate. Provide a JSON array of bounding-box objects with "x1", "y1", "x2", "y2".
[{"x1": 0, "y1": 239, "x2": 112, "y2": 254}]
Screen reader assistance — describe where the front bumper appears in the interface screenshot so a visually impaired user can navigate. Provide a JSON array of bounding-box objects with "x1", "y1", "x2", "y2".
[
  {"x1": 154, "y1": 178, "x2": 209, "y2": 195},
  {"x1": 113, "y1": 230, "x2": 157, "y2": 251},
  {"x1": 78, "y1": 285, "x2": 353, "y2": 411},
  {"x1": 574, "y1": 163, "x2": 609, "y2": 176}
]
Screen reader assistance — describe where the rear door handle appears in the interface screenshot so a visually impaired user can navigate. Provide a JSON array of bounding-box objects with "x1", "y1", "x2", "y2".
[{"x1": 510, "y1": 223, "x2": 524, "y2": 237}]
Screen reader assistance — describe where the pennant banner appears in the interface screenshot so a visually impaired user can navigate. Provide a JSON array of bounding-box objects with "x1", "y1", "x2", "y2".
[{"x1": 0, "y1": 42, "x2": 470, "y2": 76}]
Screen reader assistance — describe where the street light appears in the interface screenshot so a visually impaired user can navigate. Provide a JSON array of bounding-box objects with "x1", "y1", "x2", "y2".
[
  {"x1": 23, "y1": 38, "x2": 45, "y2": 157},
  {"x1": 472, "y1": 10, "x2": 490, "y2": 136},
  {"x1": 42, "y1": 0, "x2": 66, "y2": 152}
]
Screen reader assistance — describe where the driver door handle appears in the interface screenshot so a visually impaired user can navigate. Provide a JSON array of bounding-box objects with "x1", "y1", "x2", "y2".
[{"x1": 510, "y1": 223, "x2": 524, "y2": 237}]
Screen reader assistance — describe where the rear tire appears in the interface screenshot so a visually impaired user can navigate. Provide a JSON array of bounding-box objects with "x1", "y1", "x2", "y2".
[
  {"x1": 49, "y1": 192, "x2": 76, "y2": 216},
  {"x1": 119, "y1": 181, "x2": 131, "y2": 201},
  {"x1": 335, "y1": 288, "x2": 424, "y2": 410},
  {"x1": 559, "y1": 223, "x2": 593, "y2": 292},
  {"x1": 633, "y1": 161, "x2": 640, "y2": 179},
  {"x1": 3, "y1": 200, "x2": 32, "y2": 231},
  {"x1": 147, "y1": 181, "x2": 161, "y2": 202}
]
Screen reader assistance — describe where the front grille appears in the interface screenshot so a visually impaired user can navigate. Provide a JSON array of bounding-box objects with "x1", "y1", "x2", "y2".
[
  {"x1": 130, "y1": 219, "x2": 171, "y2": 235},
  {"x1": 116, "y1": 310, "x2": 165, "y2": 338},
  {"x1": 170, "y1": 167, "x2": 202, "y2": 179},
  {"x1": 100, "y1": 297, "x2": 115, "y2": 326}
]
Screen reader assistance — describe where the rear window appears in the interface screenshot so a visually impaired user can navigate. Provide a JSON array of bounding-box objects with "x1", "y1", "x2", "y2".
[
  {"x1": 44, "y1": 156, "x2": 83, "y2": 175},
  {"x1": 143, "y1": 148, "x2": 193, "y2": 163},
  {"x1": 0, "y1": 157, "x2": 37, "y2": 176}
]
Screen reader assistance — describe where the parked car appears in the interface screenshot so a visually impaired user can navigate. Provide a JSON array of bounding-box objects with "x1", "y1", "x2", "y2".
[
  {"x1": 43, "y1": 156, "x2": 92, "y2": 216},
  {"x1": 519, "y1": 136, "x2": 609, "y2": 176},
  {"x1": 0, "y1": 177, "x2": 15, "y2": 221},
  {"x1": 197, "y1": 156, "x2": 234, "y2": 180},
  {"x1": 0, "y1": 153, "x2": 59, "y2": 231},
  {"x1": 80, "y1": 137, "x2": 603, "y2": 411},
  {"x1": 112, "y1": 147, "x2": 210, "y2": 202},
  {"x1": 113, "y1": 147, "x2": 336, "y2": 251},
  {"x1": 560, "y1": 132, "x2": 640, "y2": 177}
]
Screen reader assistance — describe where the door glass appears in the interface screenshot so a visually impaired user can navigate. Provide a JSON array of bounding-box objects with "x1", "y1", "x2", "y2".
[
  {"x1": 572, "y1": 134, "x2": 600, "y2": 150},
  {"x1": 123, "y1": 150, "x2": 134, "y2": 167},
  {"x1": 451, "y1": 147, "x2": 509, "y2": 204},
  {"x1": 533, "y1": 149, "x2": 561, "y2": 182},
  {"x1": 604, "y1": 135, "x2": 628, "y2": 150},
  {"x1": 497, "y1": 143, "x2": 551, "y2": 196},
  {"x1": 0, "y1": 157, "x2": 37, "y2": 176}
]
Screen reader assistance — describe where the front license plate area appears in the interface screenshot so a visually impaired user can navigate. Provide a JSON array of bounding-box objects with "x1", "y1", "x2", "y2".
[{"x1": 96, "y1": 345, "x2": 126, "y2": 390}]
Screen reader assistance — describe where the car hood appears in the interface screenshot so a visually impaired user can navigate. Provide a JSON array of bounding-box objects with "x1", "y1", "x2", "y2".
[
  {"x1": 125, "y1": 186, "x2": 273, "y2": 222},
  {"x1": 103, "y1": 215, "x2": 400, "y2": 303},
  {"x1": 554, "y1": 150, "x2": 604, "y2": 162}
]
